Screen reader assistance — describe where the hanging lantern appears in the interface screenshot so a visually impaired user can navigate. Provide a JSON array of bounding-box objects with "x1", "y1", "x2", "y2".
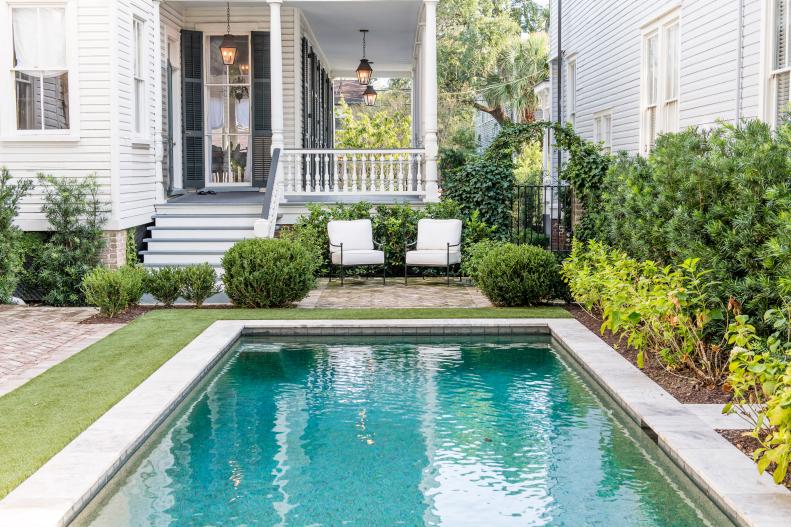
[
  {"x1": 363, "y1": 84, "x2": 377, "y2": 106},
  {"x1": 220, "y1": 2, "x2": 237, "y2": 66},
  {"x1": 355, "y1": 30, "x2": 373, "y2": 85}
]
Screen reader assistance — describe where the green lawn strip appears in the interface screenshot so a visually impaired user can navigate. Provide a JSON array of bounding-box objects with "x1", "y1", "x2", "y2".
[{"x1": 0, "y1": 306, "x2": 568, "y2": 497}]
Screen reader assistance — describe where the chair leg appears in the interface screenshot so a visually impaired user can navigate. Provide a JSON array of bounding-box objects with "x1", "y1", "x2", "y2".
[
  {"x1": 341, "y1": 264, "x2": 344, "y2": 286},
  {"x1": 447, "y1": 264, "x2": 450, "y2": 286},
  {"x1": 382, "y1": 263, "x2": 386, "y2": 285},
  {"x1": 404, "y1": 261, "x2": 408, "y2": 286}
]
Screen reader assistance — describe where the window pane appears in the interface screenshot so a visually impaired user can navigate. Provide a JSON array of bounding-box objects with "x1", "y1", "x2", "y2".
[
  {"x1": 665, "y1": 24, "x2": 679, "y2": 100},
  {"x1": 16, "y1": 71, "x2": 41, "y2": 130},
  {"x1": 777, "y1": 71, "x2": 791, "y2": 124},
  {"x1": 12, "y1": 8, "x2": 38, "y2": 69},
  {"x1": 43, "y1": 72, "x2": 69, "y2": 130},
  {"x1": 230, "y1": 87, "x2": 250, "y2": 134},
  {"x1": 40, "y1": 8, "x2": 66, "y2": 68},
  {"x1": 208, "y1": 86, "x2": 227, "y2": 133},
  {"x1": 604, "y1": 114, "x2": 612, "y2": 147},
  {"x1": 210, "y1": 135, "x2": 229, "y2": 183},
  {"x1": 134, "y1": 78, "x2": 145, "y2": 134},
  {"x1": 776, "y1": 0, "x2": 788, "y2": 69},
  {"x1": 208, "y1": 35, "x2": 250, "y2": 85},
  {"x1": 228, "y1": 135, "x2": 250, "y2": 183},
  {"x1": 646, "y1": 35, "x2": 658, "y2": 104}
]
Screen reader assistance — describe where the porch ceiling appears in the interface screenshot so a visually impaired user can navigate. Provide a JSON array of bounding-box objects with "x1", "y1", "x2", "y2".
[{"x1": 288, "y1": 0, "x2": 421, "y2": 78}]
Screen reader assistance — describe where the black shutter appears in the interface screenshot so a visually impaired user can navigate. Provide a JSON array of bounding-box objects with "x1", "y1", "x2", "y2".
[
  {"x1": 251, "y1": 31, "x2": 272, "y2": 188},
  {"x1": 181, "y1": 30, "x2": 203, "y2": 189},
  {"x1": 301, "y1": 38, "x2": 309, "y2": 148}
]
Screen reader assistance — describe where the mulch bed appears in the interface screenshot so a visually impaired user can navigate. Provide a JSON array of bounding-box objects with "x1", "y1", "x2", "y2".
[
  {"x1": 80, "y1": 304, "x2": 235, "y2": 324},
  {"x1": 564, "y1": 303, "x2": 728, "y2": 404},
  {"x1": 718, "y1": 429, "x2": 791, "y2": 488}
]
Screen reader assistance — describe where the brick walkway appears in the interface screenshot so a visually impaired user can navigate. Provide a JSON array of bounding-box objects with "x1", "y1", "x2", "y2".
[
  {"x1": 0, "y1": 306, "x2": 124, "y2": 397},
  {"x1": 298, "y1": 278, "x2": 493, "y2": 308}
]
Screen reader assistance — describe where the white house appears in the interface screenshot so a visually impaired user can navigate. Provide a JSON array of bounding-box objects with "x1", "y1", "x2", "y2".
[
  {"x1": 0, "y1": 0, "x2": 440, "y2": 267},
  {"x1": 545, "y1": 0, "x2": 785, "y2": 160}
]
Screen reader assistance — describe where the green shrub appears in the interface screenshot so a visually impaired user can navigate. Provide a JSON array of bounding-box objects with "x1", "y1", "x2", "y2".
[
  {"x1": 562, "y1": 240, "x2": 728, "y2": 383},
  {"x1": 372, "y1": 203, "x2": 425, "y2": 273},
  {"x1": 81, "y1": 265, "x2": 145, "y2": 317},
  {"x1": 144, "y1": 267, "x2": 183, "y2": 307},
  {"x1": 180, "y1": 263, "x2": 219, "y2": 308},
  {"x1": 725, "y1": 304, "x2": 791, "y2": 484},
  {"x1": 0, "y1": 167, "x2": 32, "y2": 303},
  {"x1": 442, "y1": 158, "x2": 513, "y2": 238},
  {"x1": 36, "y1": 174, "x2": 106, "y2": 306},
  {"x1": 222, "y1": 238, "x2": 316, "y2": 308},
  {"x1": 461, "y1": 239, "x2": 502, "y2": 283},
  {"x1": 476, "y1": 243, "x2": 559, "y2": 306}
]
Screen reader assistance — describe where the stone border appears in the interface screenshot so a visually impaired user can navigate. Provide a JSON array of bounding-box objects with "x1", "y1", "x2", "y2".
[{"x1": 0, "y1": 319, "x2": 789, "y2": 526}]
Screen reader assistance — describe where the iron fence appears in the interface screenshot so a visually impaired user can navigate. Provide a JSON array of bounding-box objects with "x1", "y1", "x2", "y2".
[{"x1": 512, "y1": 183, "x2": 573, "y2": 254}]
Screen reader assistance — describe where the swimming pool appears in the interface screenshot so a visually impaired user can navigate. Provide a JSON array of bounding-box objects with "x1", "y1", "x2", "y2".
[{"x1": 75, "y1": 336, "x2": 732, "y2": 526}]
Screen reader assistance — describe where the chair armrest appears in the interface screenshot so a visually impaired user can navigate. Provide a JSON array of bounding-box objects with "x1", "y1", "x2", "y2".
[
  {"x1": 329, "y1": 241, "x2": 343, "y2": 248},
  {"x1": 447, "y1": 242, "x2": 461, "y2": 249},
  {"x1": 405, "y1": 239, "x2": 417, "y2": 249}
]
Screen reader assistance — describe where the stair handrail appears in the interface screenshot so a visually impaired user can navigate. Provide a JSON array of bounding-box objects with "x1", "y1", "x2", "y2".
[{"x1": 255, "y1": 148, "x2": 281, "y2": 238}]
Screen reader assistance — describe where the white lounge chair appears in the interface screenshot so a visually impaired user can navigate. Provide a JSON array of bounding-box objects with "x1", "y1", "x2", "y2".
[
  {"x1": 405, "y1": 218, "x2": 462, "y2": 285},
  {"x1": 327, "y1": 219, "x2": 386, "y2": 285}
]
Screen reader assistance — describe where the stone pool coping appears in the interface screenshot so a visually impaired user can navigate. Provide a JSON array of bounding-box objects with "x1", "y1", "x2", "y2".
[{"x1": 1, "y1": 319, "x2": 789, "y2": 526}]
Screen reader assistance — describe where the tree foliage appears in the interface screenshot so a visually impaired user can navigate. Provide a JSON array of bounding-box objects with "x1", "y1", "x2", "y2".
[
  {"x1": 334, "y1": 96, "x2": 411, "y2": 149},
  {"x1": 0, "y1": 167, "x2": 32, "y2": 302}
]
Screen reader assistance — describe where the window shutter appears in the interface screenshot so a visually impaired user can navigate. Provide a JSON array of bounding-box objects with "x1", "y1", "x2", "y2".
[
  {"x1": 301, "y1": 38, "x2": 309, "y2": 148},
  {"x1": 181, "y1": 30, "x2": 203, "y2": 189},
  {"x1": 776, "y1": 0, "x2": 790, "y2": 124},
  {"x1": 251, "y1": 31, "x2": 272, "y2": 188}
]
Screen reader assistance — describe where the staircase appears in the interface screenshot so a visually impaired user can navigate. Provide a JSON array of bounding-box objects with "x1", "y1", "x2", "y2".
[{"x1": 141, "y1": 194, "x2": 264, "y2": 270}]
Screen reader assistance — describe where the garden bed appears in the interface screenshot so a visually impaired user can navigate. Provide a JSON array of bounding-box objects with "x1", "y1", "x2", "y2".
[
  {"x1": 718, "y1": 429, "x2": 791, "y2": 489},
  {"x1": 565, "y1": 304, "x2": 728, "y2": 404}
]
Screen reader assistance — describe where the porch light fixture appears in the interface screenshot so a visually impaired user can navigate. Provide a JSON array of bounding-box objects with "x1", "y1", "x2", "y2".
[
  {"x1": 363, "y1": 84, "x2": 377, "y2": 106},
  {"x1": 219, "y1": 2, "x2": 237, "y2": 66},
  {"x1": 355, "y1": 29, "x2": 373, "y2": 85}
]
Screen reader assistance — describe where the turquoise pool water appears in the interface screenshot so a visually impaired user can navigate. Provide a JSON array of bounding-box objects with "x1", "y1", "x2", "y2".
[{"x1": 77, "y1": 337, "x2": 731, "y2": 526}]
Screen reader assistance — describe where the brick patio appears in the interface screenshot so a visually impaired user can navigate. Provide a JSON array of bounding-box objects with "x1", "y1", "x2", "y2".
[
  {"x1": 0, "y1": 306, "x2": 124, "y2": 397},
  {"x1": 298, "y1": 278, "x2": 493, "y2": 308}
]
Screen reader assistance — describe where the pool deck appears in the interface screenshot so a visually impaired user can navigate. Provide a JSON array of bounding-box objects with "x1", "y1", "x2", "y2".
[{"x1": 1, "y1": 318, "x2": 789, "y2": 527}]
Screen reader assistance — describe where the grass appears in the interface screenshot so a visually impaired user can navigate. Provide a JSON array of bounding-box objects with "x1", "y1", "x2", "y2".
[{"x1": 0, "y1": 306, "x2": 569, "y2": 497}]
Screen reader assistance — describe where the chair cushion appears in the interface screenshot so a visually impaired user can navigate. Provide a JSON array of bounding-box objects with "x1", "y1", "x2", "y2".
[
  {"x1": 327, "y1": 219, "x2": 374, "y2": 252},
  {"x1": 332, "y1": 249, "x2": 385, "y2": 266},
  {"x1": 406, "y1": 250, "x2": 461, "y2": 266},
  {"x1": 416, "y1": 219, "x2": 462, "y2": 251}
]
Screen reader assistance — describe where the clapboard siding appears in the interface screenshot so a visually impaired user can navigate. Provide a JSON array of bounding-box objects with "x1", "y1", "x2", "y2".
[
  {"x1": 549, "y1": 0, "x2": 765, "y2": 157},
  {"x1": 1, "y1": 0, "x2": 113, "y2": 231}
]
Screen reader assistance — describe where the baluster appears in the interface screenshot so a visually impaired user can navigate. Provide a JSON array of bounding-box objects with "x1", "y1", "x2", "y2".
[
  {"x1": 369, "y1": 153, "x2": 376, "y2": 192},
  {"x1": 395, "y1": 154, "x2": 403, "y2": 192},
  {"x1": 285, "y1": 154, "x2": 293, "y2": 193},
  {"x1": 310, "y1": 154, "x2": 316, "y2": 192},
  {"x1": 377, "y1": 154, "x2": 384, "y2": 192},
  {"x1": 332, "y1": 153, "x2": 340, "y2": 192},
  {"x1": 351, "y1": 155, "x2": 358, "y2": 192},
  {"x1": 388, "y1": 154, "x2": 395, "y2": 192},
  {"x1": 372, "y1": 153, "x2": 380, "y2": 192},
  {"x1": 341, "y1": 154, "x2": 348, "y2": 192},
  {"x1": 415, "y1": 153, "x2": 423, "y2": 193},
  {"x1": 322, "y1": 154, "x2": 329, "y2": 192},
  {"x1": 407, "y1": 153, "x2": 414, "y2": 191},
  {"x1": 360, "y1": 154, "x2": 368, "y2": 192}
]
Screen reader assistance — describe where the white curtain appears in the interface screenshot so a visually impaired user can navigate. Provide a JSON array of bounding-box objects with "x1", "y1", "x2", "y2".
[
  {"x1": 209, "y1": 94, "x2": 224, "y2": 131},
  {"x1": 235, "y1": 100, "x2": 249, "y2": 130},
  {"x1": 12, "y1": 7, "x2": 66, "y2": 74}
]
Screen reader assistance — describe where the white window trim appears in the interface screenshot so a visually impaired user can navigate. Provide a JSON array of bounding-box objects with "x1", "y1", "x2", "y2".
[
  {"x1": 593, "y1": 109, "x2": 613, "y2": 153},
  {"x1": 761, "y1": 0, "x2": 791, "y2": 127},
  {"x1": 0, "y1": 0, "x2": 80, "y2": 142},
  {"x1": 640, "y1": 7, "x2": 680, "y2": 154},
  {"x1": 565, "y1": 55, "x2": 577, "y2": 127},
  {"x1": 132, "y1": 15, "x2": 149, "y2": 145}
]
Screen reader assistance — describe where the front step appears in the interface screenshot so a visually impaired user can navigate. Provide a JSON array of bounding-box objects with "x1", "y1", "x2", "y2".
[
  {"x1": 152, "y1": 213, "x2": 259, "y2": 228},
  {"x1": 148, "y1": 226, "x2": 255, "y2": 239},
  {"x1": 155, "y1": 203, "x2": 264, "y2": 215},
  {"x1": 144, "y1": 238, "x2": 240, "y2": 252},
  {"x1": 141, "y1": 250, "x2": 225, "y2": 266}
]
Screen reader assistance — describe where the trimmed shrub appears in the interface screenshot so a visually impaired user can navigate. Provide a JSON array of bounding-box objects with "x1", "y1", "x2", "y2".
[
  {"x1": 476, "y1": 243, "x2": 559, "y2": 306},
  {"x1": 180, "y1": 263, "x2": 219, "y2": 308},
  {"x1": 144, "y1": 267, "x2": 182, "y2": 307},
  {"x1": 0, "y1": 167, "x2": 32, "y2": 303},
  {"x1": 222, "y1": 238, "x2": 316, "y2": 308},
  {"x1": 36, "y1": 174, "x2": 107, "y2": 306},
  {"x1": 461, "y1": 239, "x2": 502, "y2": 283},
  {"x1": 81, "y1": 265, "x2": 145, "y2": 317}
]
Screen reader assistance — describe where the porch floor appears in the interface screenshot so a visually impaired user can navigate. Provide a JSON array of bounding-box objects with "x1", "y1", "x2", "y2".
[{"x1": 166, "y1": 191, "x2": 266, "y2": 205}]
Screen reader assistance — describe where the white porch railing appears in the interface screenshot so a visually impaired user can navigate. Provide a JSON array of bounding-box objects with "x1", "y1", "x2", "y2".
[{"x1": 280, "y1": 149, "x2": 426, "y2": 195}]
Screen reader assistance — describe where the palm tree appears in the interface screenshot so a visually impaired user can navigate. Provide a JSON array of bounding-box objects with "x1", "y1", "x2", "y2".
[{"x1": 474, "y1": 32, "x2": 549, "y2": 125}]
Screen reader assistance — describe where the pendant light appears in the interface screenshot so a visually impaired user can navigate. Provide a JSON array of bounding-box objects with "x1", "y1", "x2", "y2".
[
  {"x1": 219, "y1": 2, "x2": 237, "y2": 66},
  {"x1": 363, "y1": 84, "x2": 378, "y2": 106},
  {"x1": 355, "y1": 29, "x2": 373, "y2": 85}
]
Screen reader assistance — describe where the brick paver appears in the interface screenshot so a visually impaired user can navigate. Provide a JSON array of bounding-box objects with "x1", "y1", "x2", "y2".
[
  {"x1": 298, "y1": 277, "x2": 493, "y2": 308},
  {"x1": 0, "y1": 306, "x2": 125, "y2": 397}
]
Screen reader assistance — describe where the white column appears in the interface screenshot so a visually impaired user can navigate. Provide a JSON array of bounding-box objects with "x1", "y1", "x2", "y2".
[
  {"x1": 422, "y1": 0, "x2": 439, "y2": 202},
  {"x1": 269, "y1": 0, "x2": 284, "y2": 150},
  {"x1": 153, "y1": 0, "x2": 165, "y2": 203}
]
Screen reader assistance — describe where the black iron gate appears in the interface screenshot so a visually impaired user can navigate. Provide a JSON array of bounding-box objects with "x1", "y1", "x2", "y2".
[{"x1": 512, "y1": 183, "x2": 573, "y2": 253}]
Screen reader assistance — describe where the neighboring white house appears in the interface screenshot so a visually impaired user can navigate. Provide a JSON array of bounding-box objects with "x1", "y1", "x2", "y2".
[
  {"x1": 545, "y1": 0, "x2": 785, "y2": 162},
  {"x1": 0, "y1": 0, "x2": 440, "y2": 267}
]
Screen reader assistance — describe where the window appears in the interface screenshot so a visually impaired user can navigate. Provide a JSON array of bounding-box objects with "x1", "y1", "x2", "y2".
[
  {"x1": 770, "y1": 0, "x2": 791, "y2": 126},
  {"x1": 566, "y1": 57, "x2": 576, "y2": 126},
  {"x1": 641, "y1": 10, "x2": 680, "y2": 153},
  {"x1": 593, "y1": 111, "x2": 613, "y2": 153},
  {"x1": 133, "y1": 18, "x2": 146, "y2": 136},
  {"x1": 11, "y1": 6, "x2": 69, "y2": 130}
]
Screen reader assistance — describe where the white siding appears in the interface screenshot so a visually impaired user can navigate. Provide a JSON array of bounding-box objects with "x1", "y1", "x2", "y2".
[
  {"x1": 549, "y1": 0, "x2": 764, "y2": 156},
  {"x1": 0, "y1": 0, "x2": 113, "y2": 231}
]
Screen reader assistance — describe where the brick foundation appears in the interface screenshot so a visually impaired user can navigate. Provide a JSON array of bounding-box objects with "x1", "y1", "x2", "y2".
[{"x1": 100, "y1": 230, "x2": 127, "y2": 268}]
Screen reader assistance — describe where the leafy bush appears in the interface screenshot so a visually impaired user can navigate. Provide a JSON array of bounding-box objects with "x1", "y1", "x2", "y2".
[
  {"x1": 180, "y1": 263, "x2": 219, "y2": 307},
  {"x1": 81, "y1": 265, "x2": 145, "y2": 317},
  {"x1": 0, "y1": 167, "x2": 32, "y2": 303},
  {"x1": 36, "y1": 174, "x2": 106, "y2": 306},
  {"x1": 476, "y1": 243, "x2": 559, "y2": 306},
  {"x1": 562, "y1": 240, "x2": 728, "y2": 383},
  {"x1": 145, "y1": 267, "x2": 183, "y2": 307},
  {"x1": 596, "y1": 121, "x2": 791, "y2": 323},
  {"x1": 372, "y1": 202, "x2": 425, "y2": 273},
  {"x1": 442, "y1": 158, "x2": 513, "y2": 238},
  {"x1": 461, "y1": 239, "x2": 502, "y2": 283},
  {"x1": 725, "y1": 304, "x2": 791, "y2": 484},
  {"x1": 222, "y1": 238, "x2": 316, "y2": 308}
]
